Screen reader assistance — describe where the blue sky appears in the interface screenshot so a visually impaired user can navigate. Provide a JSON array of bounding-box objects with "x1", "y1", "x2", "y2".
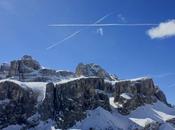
[{"x1": 0, "y1": 0, "x2": 175, "y2": 104}]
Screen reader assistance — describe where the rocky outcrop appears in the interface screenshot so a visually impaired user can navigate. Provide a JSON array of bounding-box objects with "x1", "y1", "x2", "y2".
[
  {"x1": 75, "y1": 63, "x2": 118, "y2": 81},
  {"x1": 113, "y1": 78, "x2": 161, "y2": 114},
  {"x1": 56, "y1": 70, "x2": 75, "y2": 78},
  {"x1": 0, "y1": 81, "x2": 37, "y2": 129},
  {"x1": 35, "y1": 69, "x2": 76, "y2": 82},
  {"x1": 154, "y1": 87, "x2": 168, "y2": 104},
  {"x1": 0, "y1": 63, "x2": 10, "y2": 72},
  {"x1": 0, "y1": 77, "x2": 171, "y2": 129},
  {"x1": 54, "y1": 77, "x2": 110, "y2": 129},
  {"x1": 0, "y1": 63, "x2": 10, "y2": 79},
  {"x1": 8, "y1": 55, "x2": 41, "y2": 81},
  {"x1": 0, "y1": 56, "x2": 174, "y2": 130},
  {"x1": 0, "y1": 55, "x2": 76, "y2": 82},
  {"x1": 38, "y1": 83, "x2": 55, "y2": 121},
  {"x1": 167, "y1": 118, "x2": 175, "y2": 126},
  {"x1": 0, "y1": 78, "x2": 111, "y2": 129},
  {"x1": 142, "y1": 122, "x2": 160, "y2": 130}
]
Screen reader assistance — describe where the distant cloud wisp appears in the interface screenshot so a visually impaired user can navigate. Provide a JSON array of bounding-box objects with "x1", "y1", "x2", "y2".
[
  {"x1": 147, "y1": 19, "x2": 175, "y2": 39},
  {"x1": 97, "y1": 27, "x2": 104, "y2": 36}
]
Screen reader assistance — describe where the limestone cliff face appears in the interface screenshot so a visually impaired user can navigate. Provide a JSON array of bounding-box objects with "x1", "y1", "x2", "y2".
[
  {"x1": 9, "y1": 55, "x2": 41, "y2": 77},
  {"x1": 113, "y1": 78, "x2": 167, "y2": 114},
  {"x1": 0, "y1": 78, "x2": 111, "y2": 129},
  {"x1": 54, "y1": 78, "x2": 110, "y2": 129},
  {"x1": 0, "y1": 55, "x2": 76, "y2": 82},
  {"x1": 0, "y1": 56, "x2": 174, "y2": 130},
  {"x1": 0, "y1": 77, "x2": 171, "y2": 129},
  {"x1": 0, "y1": 81, "x2": 37, "y2": 129}
]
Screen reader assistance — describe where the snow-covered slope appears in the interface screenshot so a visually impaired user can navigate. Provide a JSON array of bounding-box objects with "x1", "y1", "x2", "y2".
[{"x1": 73, "y1": 101, "x2": 175, "y2": 130}]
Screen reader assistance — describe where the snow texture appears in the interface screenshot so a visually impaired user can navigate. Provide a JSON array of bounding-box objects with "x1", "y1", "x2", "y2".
[{"x1": 73, "y1": 101, "x2": 175, "y2": 130}]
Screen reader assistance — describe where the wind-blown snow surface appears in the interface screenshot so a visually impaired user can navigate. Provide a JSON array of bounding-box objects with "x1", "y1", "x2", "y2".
[{"x1": 72, "y1": 101, "x2": 175, "y2": 130}]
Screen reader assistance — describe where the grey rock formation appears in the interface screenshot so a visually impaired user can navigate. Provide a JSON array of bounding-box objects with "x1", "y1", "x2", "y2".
[
  {"x1": 167, "y1": 118, "x2": 175, "y2": 127},
  {"x1": 75, "y1": 63, "x2": 118, "y2": 81},
  {"x1": 56, "y1": 70, "x2": 75, "y2": 78},
  {"x1": 142, "y1": 122, "x2": 160, "y2": 130},
  {"x1": 0, "y1": 81, "x2": 37, "y2": 129},
  {"x1": 54, "y1": 77, "x2": 110, "y2": 129},
  {"x1": 154, "y1": 87, "x2": 168, "y2": 104},
  {"x1": 0, "y1": 63, "x2": 10, "y2": 79},
  {"x1": 8, "y1": 55, "x2": 41, "y2": 81},
  {"x1": 114, "y1": 78, "x2": 159, "y2": 114},
  {"x1": 0, "y1": 78, "x2": 111, "y2": 129},
  {"x1": 0, "y1": 63, "x2": 10, "y2": 72},
  {"x1": 38, "y1": 69, "x2": 56, "y2": 77},
  {"x1": 9, "y1": 55, "x2": 41, "y2": 76},
  {"x1": 0, "y1": 56, "x2": 173, "y2": 130},
  {"x1": 38, "y1": 83, "x2": 55, "y2": 121},
  {"x1": 0, "y1": 55, "x2": 76, "y2": 82}
]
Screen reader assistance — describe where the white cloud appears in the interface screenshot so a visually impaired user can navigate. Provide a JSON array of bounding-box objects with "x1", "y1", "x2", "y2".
[
  {"x1": 147, "y1": 19, "x2": 175, "y2": 39},
  {"x1": 97, "y1": 28, "x2": 104, "y2": 36}
]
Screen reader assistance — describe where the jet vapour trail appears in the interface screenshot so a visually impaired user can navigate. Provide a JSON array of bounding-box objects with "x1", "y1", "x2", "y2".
[
  {"x1": 46, "y1": 12, "x2": 116, "y2": 50},
  {"x1": 46, "y1": 31, "x2": 80, "y2": 50},
  {"x1": 49, "y1": 23, "x2": 158, "y2": 27},
  {"x1": 94, "y1": 12, "x2": 116, "y2": 24}
]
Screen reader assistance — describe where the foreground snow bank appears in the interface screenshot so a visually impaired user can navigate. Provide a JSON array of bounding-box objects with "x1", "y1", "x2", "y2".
[{"x1": 73, "y1": 101, "x2": 175, "y2": 130}]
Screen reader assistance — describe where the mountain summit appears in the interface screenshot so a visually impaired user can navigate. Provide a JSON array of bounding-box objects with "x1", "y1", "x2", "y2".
[{"x1": 0, "y1": 56, "x2": 174, "y2": 130}]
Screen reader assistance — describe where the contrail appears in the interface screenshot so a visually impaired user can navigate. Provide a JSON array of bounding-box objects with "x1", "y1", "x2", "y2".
[
  {"x1": 46, "y1": 12, "x2": 116, "y2": 50},
  {"x1": 49, "y1": 23, "x2": 158, "y2": 27},
  {"x1": 94, "y1": 12, "x2": 116, "y2": 23},
  {"x1": 46, "y1": 31, "x2": 80, "y2": 50}
]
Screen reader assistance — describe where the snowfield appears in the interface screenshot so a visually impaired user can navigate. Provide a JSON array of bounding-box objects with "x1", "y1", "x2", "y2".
[{"x1": 72, "y1": 101, "x2": 175, "y2": 130}]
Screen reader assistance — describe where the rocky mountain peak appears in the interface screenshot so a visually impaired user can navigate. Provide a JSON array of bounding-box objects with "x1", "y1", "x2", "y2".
[
  {"x1": 21, "y1": 55, "x2": 33, "y2": 60},
  {"x1": 20, "y1": 55, "x2": 41, "y2": 70},
  {"x1": 75, "y1": 63, "x2": 118, "y2": 81}
]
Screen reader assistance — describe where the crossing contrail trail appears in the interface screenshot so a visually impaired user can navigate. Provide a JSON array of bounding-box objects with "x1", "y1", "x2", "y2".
[
  {"x1": 46, "y1": 31, "x2": 80, "y2": 50},
  {"x1": 46, "y1": 12, "x2": 116, "y2": 50},
  {"x1": 48, "y1": 23, "x2": 158, "y2": 27}
]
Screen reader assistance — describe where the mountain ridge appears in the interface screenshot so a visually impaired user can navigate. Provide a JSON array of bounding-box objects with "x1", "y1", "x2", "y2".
[{"x1": 0, "y1": 55, "x2": 174, "y2": 130}]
